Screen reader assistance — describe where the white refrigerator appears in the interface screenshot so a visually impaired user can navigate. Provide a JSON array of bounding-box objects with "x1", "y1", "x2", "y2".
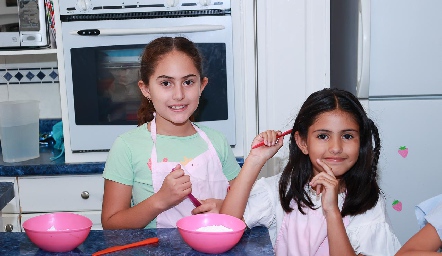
[{"x1": 331, "y1": 0, "x2": 442, "y2": 244}]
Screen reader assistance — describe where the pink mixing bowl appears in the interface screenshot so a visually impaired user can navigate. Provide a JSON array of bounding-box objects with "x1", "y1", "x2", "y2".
[
  {"x1": 176, "y1": 213, "x2": 246, "y2": 254},
  {"x1": 22, "y1": 212, "x2": 92, "y2": 252}
]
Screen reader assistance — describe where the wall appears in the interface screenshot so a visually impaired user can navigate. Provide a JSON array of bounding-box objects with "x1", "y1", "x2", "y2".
[
  {"x1": 0, "y1": 54, "x2": 61, "y2": 119},
  {"x1": 255, "y1": 0, "x2": 329, "y2": 178}
]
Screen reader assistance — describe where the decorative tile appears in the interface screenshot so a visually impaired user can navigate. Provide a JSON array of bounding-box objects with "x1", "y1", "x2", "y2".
[
  {"x1": 49, "y1": 70, "x2": 58, "y2": 79},
  {"x1": 25, "y1": 71, "x2": 35, "y2": 80},
  {"x1": 36, "y1": 71, "x2": 46, "y2": 80},
  {"x1": 0, "y1": 69, "x2": 6, "y2": 84},
  {"x1": 3, "y1": 72, "x2": 12, "y2": 82},
  {"x1": 0, "y1": 67, "x2": 59, "y2": 85},
  {"x1": 14, "y1": 72, "x2": 24, "y2": 81}
]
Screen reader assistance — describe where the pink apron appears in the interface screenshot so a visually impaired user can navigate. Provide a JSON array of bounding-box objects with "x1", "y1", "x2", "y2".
[
  {"x1": 150, "y1": 118, "x2": 229, "y2": 228},
  {"x1": 275, "y1": 193, "x2": 350, "y2": 256}
]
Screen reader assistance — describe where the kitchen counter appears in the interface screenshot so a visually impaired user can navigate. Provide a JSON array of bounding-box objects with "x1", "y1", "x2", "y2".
[
  {"x1": 0, "y1": 182, "x2": 14, "y2": 210},
  {"x1": 0, "y1": 145, "x2": 105, "y2": 176},
  {"x1": 0, "y1": 226, "x2": 274, "y2": 255}
]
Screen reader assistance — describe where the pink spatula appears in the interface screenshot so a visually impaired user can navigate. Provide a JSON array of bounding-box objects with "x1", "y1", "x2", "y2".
[{"x1": 171, "y1": 168, "x2": 202, "y2": 207}]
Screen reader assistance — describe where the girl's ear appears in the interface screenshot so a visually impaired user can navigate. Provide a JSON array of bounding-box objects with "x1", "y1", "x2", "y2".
[
  {"x1": 138, "y1": 80, "x2": 151, "y2": 98},
  {"x1": 294, "y1": 131, "x2": 309, "y2": 155},
  {"x1": 199, "y1": 77, "x2": 208, "y2": 96}
]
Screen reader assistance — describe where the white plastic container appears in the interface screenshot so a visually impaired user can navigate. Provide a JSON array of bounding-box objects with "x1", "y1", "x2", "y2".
[{"x1": 0, "y1": 100, "x2": 40, "y2": 163}]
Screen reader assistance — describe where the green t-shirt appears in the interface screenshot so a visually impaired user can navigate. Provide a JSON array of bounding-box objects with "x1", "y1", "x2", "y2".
[{"x1": 103, "y1": 123, "x2": 241, "y2": 228}]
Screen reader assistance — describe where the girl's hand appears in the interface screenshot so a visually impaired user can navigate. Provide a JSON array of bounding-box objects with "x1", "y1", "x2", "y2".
[
  {"x1": 249, "y1": 130, "x2": 284, "y2": 161},
  {"x1": 191, "y1": 198, "x2": 223, "y2": 215},
  {"x1": 309, "y1": 159, "x2": 340, "y2": 215},
  {"x1": 157, "y1": 164, "x2": 191, "y2": 210}
]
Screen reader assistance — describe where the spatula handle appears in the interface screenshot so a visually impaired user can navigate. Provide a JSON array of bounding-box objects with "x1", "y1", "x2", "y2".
[
  {"x1": 92, "y1": 237, "x2": 159, "y2": 256},
  {"x1": 251, "y1": 129, "x2": 292, "y2": 149}
]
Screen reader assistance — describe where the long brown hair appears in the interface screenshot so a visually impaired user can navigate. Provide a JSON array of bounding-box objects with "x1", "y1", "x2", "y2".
[{"x1": 137, "y1": 36, "x2": 204, "y2": 126}]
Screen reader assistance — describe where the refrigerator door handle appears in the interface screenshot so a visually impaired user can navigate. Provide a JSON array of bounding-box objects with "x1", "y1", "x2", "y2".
[{"x1": 357, "y1": 0, "x2": 371, "y2": 99}]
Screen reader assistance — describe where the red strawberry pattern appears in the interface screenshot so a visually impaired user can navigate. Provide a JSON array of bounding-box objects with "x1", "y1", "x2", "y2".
[
  {"x1": 392, "y1": 200, "x2": 402, "y2": 212},
  {"x1": 398, "y1": 146, "x2": 408, "y2": 158}
]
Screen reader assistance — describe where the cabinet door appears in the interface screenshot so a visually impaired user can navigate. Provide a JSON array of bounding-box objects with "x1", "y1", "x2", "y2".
[
  {"x1": 18, "y1": 175, "x2": 104, "y2": 213},
  {"x1": 1, "y1": 213, "x2": 20, "y2": 232},
  {"x1": 21, "y1": 211, "x2": 103, "y2": 231},
  {"x1": 0, "y1": 177, "x2": 19, "y2": 214}
]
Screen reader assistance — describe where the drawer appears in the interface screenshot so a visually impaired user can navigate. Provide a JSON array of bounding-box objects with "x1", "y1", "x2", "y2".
[
  {"x1": 18, "y1": 175, "x2": 104, "y2": 213},
  {"x1": 21, "y1": 211, "x2": 103, "y2": 231},
  {"x1": 0, "y1": 177, "x2": 20, "y2": 214},
  {"x1": 1, "y1": 213, "x2": 20, "y2": 232}
]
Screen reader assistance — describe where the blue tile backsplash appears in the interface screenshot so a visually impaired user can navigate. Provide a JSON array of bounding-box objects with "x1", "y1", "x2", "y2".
[{"x1": 0, "y1": 67, "x2": 59, "y2": 85}]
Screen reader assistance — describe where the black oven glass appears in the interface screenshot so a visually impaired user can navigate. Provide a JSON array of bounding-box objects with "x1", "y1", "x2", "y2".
[
  {"x1": 70, "y1": 43, "x2": 228, "y2": 125},
  {"x1": 6, "y1": 0, "x2": 17, "y2": 7}
]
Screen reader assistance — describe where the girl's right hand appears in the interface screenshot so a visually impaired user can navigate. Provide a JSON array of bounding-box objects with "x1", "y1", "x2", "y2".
[
  {"x1": 309, "y1": 159, "x2": 340, "y2": 215},
  {"x1": 157, "y1": 164, "x2": 191, "y2": 210},
  {"x1": 250, "y1": 130, "x2": 284, "y2": 160}
]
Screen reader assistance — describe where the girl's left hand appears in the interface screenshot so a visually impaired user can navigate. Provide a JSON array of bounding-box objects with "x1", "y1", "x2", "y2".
[
  {"x1": 191, "y1": 198, "x2": 223, "y2": 215},
  {"x1": 309, "y1": 159, "x2": 340, "y2": 215}
]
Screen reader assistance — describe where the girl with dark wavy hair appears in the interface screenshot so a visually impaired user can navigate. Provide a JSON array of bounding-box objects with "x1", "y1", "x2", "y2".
[{"x1": 221, "y1": 88, "x2": 401, "y2": 255}]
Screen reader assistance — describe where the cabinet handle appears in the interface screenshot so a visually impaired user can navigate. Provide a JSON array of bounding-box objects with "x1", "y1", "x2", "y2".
[
  {"x1": 5, "y1": 224, "x2": 13, "y2": 232},
  {"x1": 81, "y1": 191, "x2": 90, "y2": 199}
]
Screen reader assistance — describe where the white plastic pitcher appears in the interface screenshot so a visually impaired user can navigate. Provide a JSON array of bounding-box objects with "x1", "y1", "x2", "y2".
[{"x1": 0, "y1": 100, "x2": 40, "y2": 163}]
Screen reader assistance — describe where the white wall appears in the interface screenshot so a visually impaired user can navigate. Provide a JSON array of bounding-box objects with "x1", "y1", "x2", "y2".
[
  {"x1": 0, "y1": 54, "x2": 61, "y2": 119},
  {"x1": 256, "y1": 0, "x2": 329, "y2": 178}
]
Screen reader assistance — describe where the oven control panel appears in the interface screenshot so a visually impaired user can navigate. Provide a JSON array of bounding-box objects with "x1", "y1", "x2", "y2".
[{"x1": 59, "y1": 0, "x2": 230, "y2": 15}]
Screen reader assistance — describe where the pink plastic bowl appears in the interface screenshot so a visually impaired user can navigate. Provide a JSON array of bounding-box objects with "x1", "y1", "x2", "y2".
[
  {"x1": 22, "y1": 212, "x2": 92, "y2": 252},
  {"x1": 176, "y1": 213, "x2": 246, "y2": 254}
]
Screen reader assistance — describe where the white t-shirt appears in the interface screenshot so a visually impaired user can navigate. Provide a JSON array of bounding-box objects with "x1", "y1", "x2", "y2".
[
  {"x1": 243, "y1": 173, "x2": 401, "y2": 255},
  {"x1": 426, "y1": 204, "x2": 442, "y2": 241},
  {"x1": 416, "y1": 193, "x2": 442, "y2": 241}
]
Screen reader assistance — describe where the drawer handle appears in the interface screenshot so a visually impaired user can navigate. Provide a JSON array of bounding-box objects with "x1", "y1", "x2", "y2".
[
  {"x1": 5, "y1": 224, "x2": 13, "y2": 232},
  {"x1": 81, "y1": 191, "x2": 90, "y2": 199}
]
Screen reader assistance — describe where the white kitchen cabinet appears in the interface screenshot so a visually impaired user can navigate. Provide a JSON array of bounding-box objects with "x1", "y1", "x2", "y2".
[
  {"x1": 0, "y1": 177, "x2": 20, "y2": 232},
  {"x1": 17, "y1": 174, "x2": 104, "y2": 231},
  {"x1": 1, "y1": 174, "x2": 104, "y2": 232},
  {"x1": 18, "y1": 175, "x2": 104, "y2": 230},
  {"x1": 1, "y1": 214, "x2": 20, "y2": 232},
  {"x1": 18, "y1": 175, "x2": 103, "y2": 213}
]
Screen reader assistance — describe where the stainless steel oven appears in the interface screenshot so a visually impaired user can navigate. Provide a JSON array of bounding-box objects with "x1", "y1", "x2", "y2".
[{"x1": 58, "y1": 0, "x2": 235, "y2": 162}]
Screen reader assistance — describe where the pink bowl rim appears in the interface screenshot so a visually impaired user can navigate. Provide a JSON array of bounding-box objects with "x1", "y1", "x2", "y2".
[
  {"x1": 22, "y1": 212, "x2": 93, "y2": 233},
  {"x1": 23, "y1": 226, "x2": 92, "y2": 233},
  {"x1": 177, "y1": 226, "x2": 246, "y2": 235},
  {"x1": 176, "y1": 213, "x2": 246, "y2": 234}
]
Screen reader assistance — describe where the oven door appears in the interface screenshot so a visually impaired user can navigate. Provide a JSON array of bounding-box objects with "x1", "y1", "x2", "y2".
[{"x1": 60, "y1": 16, "x2": 235, "y2": 152}]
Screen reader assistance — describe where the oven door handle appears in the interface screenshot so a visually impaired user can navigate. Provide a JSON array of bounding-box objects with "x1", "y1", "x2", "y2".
[{"x1": 72, "y1": 24, "x2": 225, "y2": 36}]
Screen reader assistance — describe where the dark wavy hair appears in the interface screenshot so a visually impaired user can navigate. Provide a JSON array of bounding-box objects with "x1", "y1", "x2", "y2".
[
  {"x1": 279, "y1": 88, "x2": 381, "y2": 217},
  {"x1": 137, "y1": 36, "x2": 204, "y2": 126}
]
